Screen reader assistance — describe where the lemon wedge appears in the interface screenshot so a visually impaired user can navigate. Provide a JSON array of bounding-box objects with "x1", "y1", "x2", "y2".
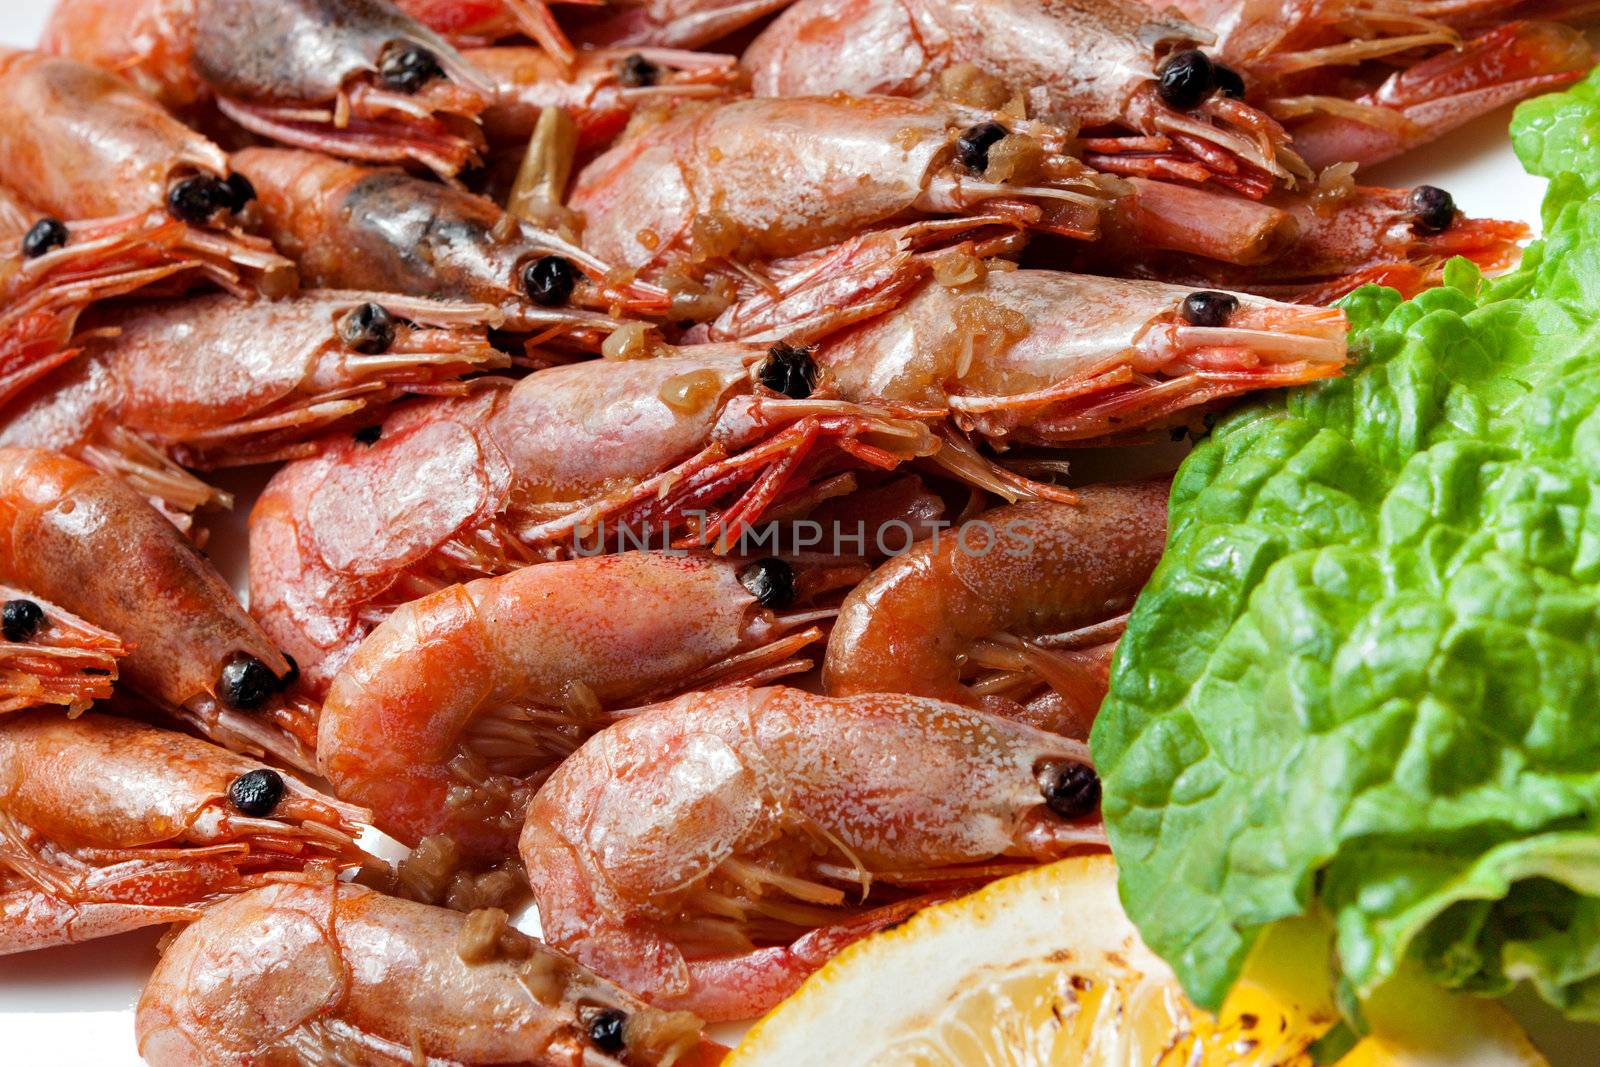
[{"x1": 726, "y1": 855, "x2": 1547, "y2": 1067}]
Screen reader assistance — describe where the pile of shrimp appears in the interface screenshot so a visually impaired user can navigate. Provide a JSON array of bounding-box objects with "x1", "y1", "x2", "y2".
[{"x1": 0, "y1": 0, "x2": 1581, "y2": 1060}]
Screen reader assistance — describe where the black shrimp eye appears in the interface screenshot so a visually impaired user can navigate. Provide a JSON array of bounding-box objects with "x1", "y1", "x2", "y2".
[
  {"x1": 353, "y1": 424, "x2": 383, "y2": 446},
  {"x1": 167, "y1": 175, "x2": 233, "y2": 225},
  {"x1": 1156, "y1": 49, "x2": 1216, "y2": 111},
  {"x1": 1180, "y1": 290, "x2": 1240, "y2": 328},
  {"x1": 758, "y1": 342, "x2": 818, "y2": 399},
  {"x1": 740, "y1": 558, "x2": 797, "y2": 609},
  {"x1": 218, "y1": 653, "x2": 278, "y2": 712},
  {"x1": 338, "y1": 301, "x2": 398, "y2": 355},
  {"x1": 379, "y1": 44, "x2": 446, "y2": 94},
  {"x1": 2, "y1": 599, "x2": 45, "y2": 642},
  {"x1": 1213, "y1": 63, "x2": 1247, "y2": 100},
  {"x1": 617, "y1": 52, "x2": 661, "y2": 87},
  {"x1": 956, "y1": 121, "x2": 1008, "y2": 175},
  {"x1": 228, "y1": 768, "x2": 286, "y2": 818},
  {"x1": 587, "y1": 1008, "x2": 628, "y2": 1054},
  {"x1": 1036, "y1": 761, "x2": 1102, "y2": 820},
  {"x1": 522, "y1": 255, "x2": 579, "y2": 307},
  {"x1": 223, "y1": 172, "x2": 257, "y2": 212},
  {"x1": 21, "y1": 218, "x2": 68, "y2": 259},
  {"x1": 1409, "y1": 184, "x2": 1456, "y2": 234}
]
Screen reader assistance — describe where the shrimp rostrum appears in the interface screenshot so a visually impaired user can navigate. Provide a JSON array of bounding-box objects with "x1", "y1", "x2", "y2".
[
  {"x1": 520, "y1": 687, "x2": 1107, "y2": 1021},
  {"x1": 0, "y1": 449, "x2": 309, "y2": 767},
  {"x1": 0, "y1": 290, "x2": 508, "y2": 519},
  {"x1": 44, "y1": 0, "x2": 494, "y2": 177},
  {"x1": 319, "y1": 550, "x2": 837, "y2": 865},
  {"x1": 249, "y1": 347, "x2": 939, "y2": 694},
  {"x1": 0, "y1": 712, "x2": 370, "y2": 956},
  {"x1": 138, "y1": 882, "x2": 725, "y2": 1066}
]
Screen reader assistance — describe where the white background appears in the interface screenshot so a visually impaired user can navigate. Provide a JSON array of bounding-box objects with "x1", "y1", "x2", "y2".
[{"x1": 0, "y1": 1, "x2": 1593, "y2": 1063}]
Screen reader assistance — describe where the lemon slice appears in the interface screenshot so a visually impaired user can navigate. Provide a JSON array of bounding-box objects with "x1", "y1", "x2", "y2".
[{"x1": 726, "y1": 855, "x2": 1546, "y2": 1067}]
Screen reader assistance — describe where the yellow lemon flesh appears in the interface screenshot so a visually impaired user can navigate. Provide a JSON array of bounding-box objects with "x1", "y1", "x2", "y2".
[{"x1": 727, "y1": 854, "x2": 1546, "y2": 1067}]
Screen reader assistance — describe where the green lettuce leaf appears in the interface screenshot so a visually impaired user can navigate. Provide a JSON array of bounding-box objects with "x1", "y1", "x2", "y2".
[{"x1": 1093, "y1": 68, "x2": 1600, "y2": 1020}]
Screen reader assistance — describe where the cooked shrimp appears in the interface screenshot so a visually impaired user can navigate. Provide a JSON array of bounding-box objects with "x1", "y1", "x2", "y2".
[
  {"x1": 1149, "y1": 2, "x2": 1593, "y2": 168},
  {"x1": 249, "y1": 348, "x2": 940, "y2": 694},
  {"x1": 520, "y1": 686, "x2": 1106, "y2": 1020},
  {"x1": 469, "y1": 45, "x2": 741, "y2": 149},
  {"x1": 44, "y1": 0, "x2": 492, "y2": 178},
  {"x1": 0, "y1": 586, "x2": 124, "y2": 717},
  {"x1": 809, "y1": 266, "x2": 1348, "y2": 444},
  {"x1": 823, "y1": 484, "x2": 1169, "y2": 737},
  {"x1": 744, "y1": 0, "x2": 1309, "y2": 196},
  {"x1": 1083, "y1": 176, "x2": 1529, "y2": 303},
  {"x1": 0, "y1": 290, "x2": 507, "y2": 518},
  {"x1": 320, "y1": 551, "x2": 835, "y2": 862},
  {"x1": 137, "y1": 881, "x2": 725, "y2": 1066},
  {"x1": 0, "y1": 711, "x2": 369, "y2": 956},
  {"x1": 233, "y1": 146, "x2": 660, "y2": 331},
  {"x1": 0, "y1": 50, "x2": 295, "y2": 299},
  {"x1": 0, "y1": 449, "x2": 309, "y2": 767}
]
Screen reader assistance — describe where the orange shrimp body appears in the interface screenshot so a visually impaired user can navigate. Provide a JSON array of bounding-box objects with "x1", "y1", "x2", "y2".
[
  {"x1": 397, "y1": 0, "x2": 584, "y2": 64},
  {"x1": 823, "y1": 484, "x2": 1170, "y2": 737},
  {"x1": 0, "y1": 449, "x2": 307, "y2": 764},
  {"x1": 814, "y1": 267, "x2": 1347, "y2": 445},
  {"x1": 0, "y1": 290, "x2": 506, "y2": 515},
  {"x1": 233, "y1": 147, "x2": 657, "y2": 331},
  {"x1": 520, "y1": 686, "x2": 1104, "y2": 1020},
  {"x1": 249, "y1": 350, "x2": 936, "y2": 694},
  {"x1": 137, "y1": 882, "x2": 723, "y2": 1067},
  {"x1": 45, "y1": 0, "x2": 492, "y2": 178},
  {"x1": 0, "y1": 712, "x2": 369, "y2": 956},
  {"x1": 568, "y1": 0, "x2": 799, "y2": 49},
  {"x1": 744, "y1": 0, "x2": 1307, "y2": 196},
  {"x1": 0, "y1": 50, "x2": 294, "y2": 300},
  {"x1": 319, "y1": 551, "x2": 826, "y2": 861},
  {"x1": 469, "y1": 45, "x2": 742, "y2": 149},
  {"x1": 570, "y1": 95, "x2": 1116, "y2": 277}
]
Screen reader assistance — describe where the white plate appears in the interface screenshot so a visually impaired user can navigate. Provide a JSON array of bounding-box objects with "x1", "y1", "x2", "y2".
[{"x1": 0, "y1": 2, "x2": 1592, "y2": 1063}]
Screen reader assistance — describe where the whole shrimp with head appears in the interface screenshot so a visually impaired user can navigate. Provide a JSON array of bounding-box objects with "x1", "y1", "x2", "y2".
[
  {"x1": 137, "y1": 882, "x2": 726, "y2": 1066},
  {"x1": 318, "y1": 550, "x2": 844, "y2": 867},
  {"x1": 0, "y1": 449, "x2": 310, "y2": 767},
  {"x1": 0, "y1": 290, "x2": 508, "y2": 521},
  {"x1": 521, "y1": 686, "x2": 1107, "y2": 1020},
  {"x1": 825, "y1": 482, "x2": 1170, "y2": 740},
  {"x1": 234, "y1": 147, "x2": 662, "y2": 333},
  {"x1": 0, "y1": 712, "x2": 370, "y2": 956},
  {"x1": 744, "y1": 0, "x2": 1310, "y2": 197},
  {"x1": 250, "y1": 346, "x2": 942, "y2": 695},
  {"x1": 44, "y1": 0, "x2": 493, "y2": 177},
  {"x1": 1157, "y1": 0, "x2": 1595, "y2": 168}
]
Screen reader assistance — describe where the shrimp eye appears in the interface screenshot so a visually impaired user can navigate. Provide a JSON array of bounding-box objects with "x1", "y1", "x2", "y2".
[
  {"x1": 229, "y1": 768, "x2": 286, "y2": 817},
  {"x1": 740, "y1": 558, "x2": 797, "y2": 609},
  {"x1": 523, "y1": 255, "x2": 579, "y2": 307},
  {"x1": 1156, "y1": 49, "x2": 1216, "y2": 111},
  {"x1": 223, "y1": 172, "x2": 257, "y2": 212},
  {"x1": 758, "y1": 342, "x2": 818, "y2": 399},
  {"x1": 956, "y1": 121, "x2": 1008, "y2": 175},
  {"x1": 380, "y1": 44, "x2": 446, "y2": 94},
  {"x1": 1213, "y1": 63, "x2": 1247, "y2": 100},
  {"x1": 2, "y1": 599, "x2": 45, "y2": 642},
  {"x1": 1409, "y1": 185, "x2": 1456, "y2": 233},
  {"x1": 219, "y1": 653, "x2": 278, "y2": 712},
  {"x1": 587, "y1": 1008, "x2": 628, "y2": 1053},
  {"x1": 354, "y1": 425, "x2": 383, "y2": 446},
  {"x1": 1036, "y1": 761, "x2": 1101, "y2": 820},
  {"x1": 167, "y1": 175, "x2": 233, "y2": 225},
  {"x1": 617, "y1": 53, "x2": 660, "y2": 87},
  {"x1": 1181, "y1": 290, "x2": 1239, "y2": 328},
  {"x1": 21, "y1": 218, "x2": 68, "y2": 259},
  {"x1": 339, "y1": 301, "x2": 398, "y2": 355}
]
